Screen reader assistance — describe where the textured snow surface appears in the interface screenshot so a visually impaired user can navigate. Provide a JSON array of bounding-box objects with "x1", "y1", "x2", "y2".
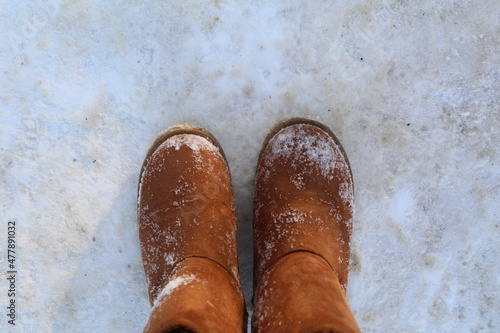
[{"x1": 0, "y1": 1, "x2": 499, "y2": 332}]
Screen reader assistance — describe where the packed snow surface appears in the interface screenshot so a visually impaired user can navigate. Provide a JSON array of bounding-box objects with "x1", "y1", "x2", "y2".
[{"x1": 1, "y1": 1, "x2": 498, "y2": 332}]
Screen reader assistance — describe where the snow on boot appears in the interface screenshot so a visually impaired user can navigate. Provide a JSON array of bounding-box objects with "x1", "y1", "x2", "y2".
[
  {"x1": 252, "y1": 118, "x2": 360, "y2": 333},
  {"x1": 138, "y1": 125, "x2": 246, "y2": 333}
]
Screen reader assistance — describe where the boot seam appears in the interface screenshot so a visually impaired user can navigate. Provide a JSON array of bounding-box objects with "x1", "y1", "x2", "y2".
[
  {"x1": 256, "y1": 249, "x2": 342, "y2": 289},
  {"x1": 169, "y1": 255, "x2": 245, "y2": 297}
]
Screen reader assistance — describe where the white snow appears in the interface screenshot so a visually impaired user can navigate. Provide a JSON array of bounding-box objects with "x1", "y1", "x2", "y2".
[
  {"x1": 152, "y1": 274, "x2": 197, "y2": 310},
  {"x1": 1, "y1": 1, "x2": 499, "y2": 332},
  {"x1": 261, "y1": 124, "x2": 348, "y2": 180},
  {"x1": 163, "y1": 133, "x2": 220, "y2": 154}
]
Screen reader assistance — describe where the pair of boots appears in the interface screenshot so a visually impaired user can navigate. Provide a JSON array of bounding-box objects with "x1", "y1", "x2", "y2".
[{"x1": 138, "y1": 118, "x2": 360, "y2": 333}]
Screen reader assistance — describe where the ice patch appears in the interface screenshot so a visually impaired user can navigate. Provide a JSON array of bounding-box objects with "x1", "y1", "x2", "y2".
[{"x1": 389, "y1": 187, "x2": 415, "y2": 225}]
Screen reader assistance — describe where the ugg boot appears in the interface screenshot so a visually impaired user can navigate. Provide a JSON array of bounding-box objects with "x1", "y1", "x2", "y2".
[
  {"x1": 138, "y1": 125, "x2": 246, "y2": 333},
  {"x1": 252, "y1": 118, "x2": 360, "y2": 333}
]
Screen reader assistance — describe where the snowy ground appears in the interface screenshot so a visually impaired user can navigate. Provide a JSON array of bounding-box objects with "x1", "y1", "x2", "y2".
[{"x1": 1, "y1": 1, "x2": 498, "y2": 332}]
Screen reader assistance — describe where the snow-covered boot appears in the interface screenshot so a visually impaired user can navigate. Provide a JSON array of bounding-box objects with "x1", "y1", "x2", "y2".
[
  {"x1": 252, "y1": 118, "x2": 360, "y2": 333},
  {"x1": 138, "y1": 125, "x2": 246, "y2": 333}
]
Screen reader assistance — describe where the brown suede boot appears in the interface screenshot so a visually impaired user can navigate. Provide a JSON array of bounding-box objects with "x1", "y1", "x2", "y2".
[
  {"x1": 252, "y1": 118, "x2": 360, "y2": 333},
  {"x1": 138, "y1": 125, "x2": 246, "y2": 333}
]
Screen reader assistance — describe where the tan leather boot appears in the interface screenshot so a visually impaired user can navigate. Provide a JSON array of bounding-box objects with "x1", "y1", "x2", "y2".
[
  {"x1": 252, "y1": 118, "x2": 360, "y2": 333},
  {"x1": 138, "y1": 125, "x2": 246, "y2": 333}
]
